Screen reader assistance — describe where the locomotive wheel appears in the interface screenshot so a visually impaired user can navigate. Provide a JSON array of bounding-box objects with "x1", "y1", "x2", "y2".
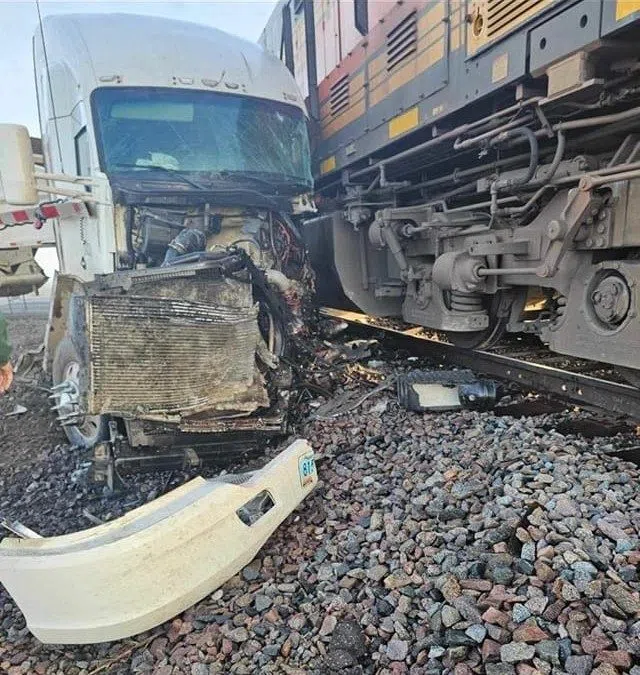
[
  {"x1": 446, "y1": 292, "x2": 512, "y2": 350},
  {"x1": 446, "y1": 314, "x2": 508, "y2": 350}
]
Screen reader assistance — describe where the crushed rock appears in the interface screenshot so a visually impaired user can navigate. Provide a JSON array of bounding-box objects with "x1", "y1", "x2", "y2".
[{"x1": 0, "y1": 319, "x2": 639, "y2": 673}]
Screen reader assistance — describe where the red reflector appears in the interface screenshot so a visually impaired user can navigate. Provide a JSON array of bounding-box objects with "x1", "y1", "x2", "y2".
[
  {"x1": 40, "y1": 205, "x2": 59, "y2": 219},
  {"x1": 12, "y1": 210, "x2": 29, "y2": 222}
]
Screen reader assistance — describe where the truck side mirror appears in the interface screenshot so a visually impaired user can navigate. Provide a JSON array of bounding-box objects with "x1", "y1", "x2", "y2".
[{"x1": 0, "y1": 124, "x2": 38, "y2": 205}]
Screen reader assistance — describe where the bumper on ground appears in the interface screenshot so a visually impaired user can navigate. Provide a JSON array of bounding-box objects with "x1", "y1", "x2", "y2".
[{"x1": 0, "y1": 439, "x2": 317, "y2": 644}]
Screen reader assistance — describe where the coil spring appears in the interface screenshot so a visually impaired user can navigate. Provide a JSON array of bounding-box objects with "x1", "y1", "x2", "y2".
[{"x1": 450, "y1": 291, "x2": 483, "y2": 313}]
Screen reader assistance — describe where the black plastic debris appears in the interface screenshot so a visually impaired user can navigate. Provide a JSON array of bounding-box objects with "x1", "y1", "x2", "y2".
[{"x1": 397, "y1": 370, "x2": 497, "y2": 412}]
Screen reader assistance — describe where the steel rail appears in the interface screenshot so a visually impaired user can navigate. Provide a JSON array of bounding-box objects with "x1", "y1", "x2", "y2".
[{"x1": 320, "y1": 308, "x2": 640, "y2": 419}]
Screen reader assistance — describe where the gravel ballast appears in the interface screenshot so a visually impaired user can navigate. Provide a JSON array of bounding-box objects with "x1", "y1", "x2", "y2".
[{"x1": 0, "y1": 317, "x2": 639, "y2": 674}]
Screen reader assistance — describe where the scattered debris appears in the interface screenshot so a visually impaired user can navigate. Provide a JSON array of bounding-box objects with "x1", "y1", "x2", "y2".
[
  {"x1": 318, "y1": 318, "x2": 349, "y2": 338},
  {"x1": 340, "y1": 339, "x2": 378, "y2": 362},
  {"x1": 397, "y1": 369, "x2": 497, "y2": 411},
  {"x1": 368, "y1": 398, "x2": 389, "y2": 416},
  {"x1": 0, "y1": 518, "x2": 41, "y2": 539},
  {"x1": 345, "y1": 362, "x2": 386, "y2": 384},
  {"x1": 85, "y1": 630, "x2": 163, "y2": 675},
  {"x1": 313, "y1": 378, "x2": 395, "y2": 419},
  {"x1": 82, "y1": 509, "x2": 104, "y2": 526},
  {"x1": 4, "y1": 403, "x2": 27, "y2": 417},
  {"x1": 13, "y1": 343, "x2": 44, "y2": 377},
  {"x1": 317, "y1": 338, "x2": 379, "y2": 365}
]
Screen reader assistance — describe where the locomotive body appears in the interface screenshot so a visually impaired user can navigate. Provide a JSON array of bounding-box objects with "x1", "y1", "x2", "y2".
[{"x1": 261, "y1": 0, "x2": 640, "y2": 376}]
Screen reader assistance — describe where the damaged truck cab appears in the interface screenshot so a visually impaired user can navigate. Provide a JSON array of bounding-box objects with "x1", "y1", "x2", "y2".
[{"x1": 28, "y1": 13, "x2": 315, "y2": 472}]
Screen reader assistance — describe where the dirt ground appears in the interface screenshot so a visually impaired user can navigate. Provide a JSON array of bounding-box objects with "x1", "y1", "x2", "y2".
[{"x1": 0, "y1": 315, "x2": 66, "y2": 469}]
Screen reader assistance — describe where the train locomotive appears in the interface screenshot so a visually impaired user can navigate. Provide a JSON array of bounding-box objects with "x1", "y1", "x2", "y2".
[{"x1": 261, "y1": 0, "x2": 640, "y2": 381}]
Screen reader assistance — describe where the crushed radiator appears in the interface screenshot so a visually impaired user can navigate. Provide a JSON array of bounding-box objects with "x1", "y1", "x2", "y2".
[{"x1": 87, "y1": 294, "x2": 268, "y2": 418}]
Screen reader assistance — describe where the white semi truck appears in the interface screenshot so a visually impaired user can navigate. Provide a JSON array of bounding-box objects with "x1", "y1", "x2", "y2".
[
  {"x1": 0, "y1": 14, "x2": 320, "y2": 646},
  {"x1": 0, "y1": 13, "x2": 316, "y2": 475}
]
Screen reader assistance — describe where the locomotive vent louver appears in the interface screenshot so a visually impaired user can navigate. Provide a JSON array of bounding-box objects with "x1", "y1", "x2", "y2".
[
  {"x1": 329, "y1": 74, "x2": 350, "y2": 117},
  {"x1": 387, "y1": 11, "x2": 418, "y2": 72},
  {"x1": 487, "y1": 0, "x2": 547, "y2": 38}
]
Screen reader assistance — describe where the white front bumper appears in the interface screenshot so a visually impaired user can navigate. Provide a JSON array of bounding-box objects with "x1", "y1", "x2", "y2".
[{"x1": 0, "y1": 439, "x2": 317, "y2": 644}]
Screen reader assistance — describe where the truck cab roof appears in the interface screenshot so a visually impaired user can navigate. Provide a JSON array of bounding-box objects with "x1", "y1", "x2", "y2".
[{"x1": 35, "y1": 13, "x2": 305, "y2": 112}]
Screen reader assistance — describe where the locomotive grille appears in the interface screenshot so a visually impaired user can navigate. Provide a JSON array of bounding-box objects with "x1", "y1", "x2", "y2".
[
  {"x1": 329, "y1": 75, "x2": 350, "y2": 117},
  {"x1": 486, "y1": 0, "x2": 549, "y2": 38},
  {"x1": 88, "y1": 294, "x2": 261, "y2": 417},
  {"x1": 387, "y1": 11, "x2": 417, "y2": 72}
]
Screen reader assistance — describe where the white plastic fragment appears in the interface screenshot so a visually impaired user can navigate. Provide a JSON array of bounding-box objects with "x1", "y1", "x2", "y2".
[
  {"x1": 0, "y1": 519, "x2": 41, "y2": 539},
  {"x1": 0, "y1": 439, "x2": 317, "y2": 644},
  {"x1": 5, "y1": 404, "x2": 27, "y2": 417}
]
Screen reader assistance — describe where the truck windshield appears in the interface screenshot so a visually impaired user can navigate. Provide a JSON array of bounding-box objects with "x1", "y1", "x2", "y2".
[{"x1": 92, "y1": 87, "x2": 312, "y2": 188}]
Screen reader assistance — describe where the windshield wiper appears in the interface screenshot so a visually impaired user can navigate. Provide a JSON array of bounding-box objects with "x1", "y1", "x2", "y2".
[{"x1": 112, "y1": 163, "x2": 207, "y2": 191}]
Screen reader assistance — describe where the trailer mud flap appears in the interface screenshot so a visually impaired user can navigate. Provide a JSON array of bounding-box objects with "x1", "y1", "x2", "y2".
[{"x1": 0, "y1": 439, "x2": 317, "y2": 644}]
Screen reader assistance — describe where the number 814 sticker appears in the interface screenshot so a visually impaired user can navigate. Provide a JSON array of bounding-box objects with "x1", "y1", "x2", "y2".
[{"x1": 298, "y1": 453, "x2": 316, "y2": 488}]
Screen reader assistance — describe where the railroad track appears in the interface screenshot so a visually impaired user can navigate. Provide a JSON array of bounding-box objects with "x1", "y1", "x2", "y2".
[{"x1": 320, "y1": 308, "x2": 640, "y2": 420}]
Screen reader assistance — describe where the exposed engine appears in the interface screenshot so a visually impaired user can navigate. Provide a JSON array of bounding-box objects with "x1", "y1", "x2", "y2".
[{"x1": 55, "y1": 201, "x2": 314, "y2": 479}]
